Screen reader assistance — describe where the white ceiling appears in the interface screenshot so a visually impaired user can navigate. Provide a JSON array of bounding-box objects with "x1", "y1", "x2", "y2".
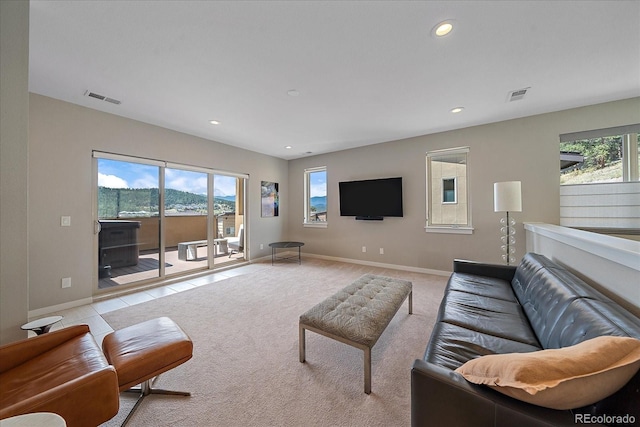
[{"x1": 29, "y1": 1, "x2": 640, "y2": 160}]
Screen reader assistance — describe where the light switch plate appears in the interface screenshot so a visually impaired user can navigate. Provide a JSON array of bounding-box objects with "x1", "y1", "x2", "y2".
[{"x1": 61, "y1": 216, "x2": 71, "y2": 227}]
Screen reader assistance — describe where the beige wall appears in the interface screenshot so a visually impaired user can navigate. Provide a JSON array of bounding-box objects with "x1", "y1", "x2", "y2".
[
  {"x1": 28, "y1": 94, "x2": 288, "y2": 311},
  {"x1": 0, "y1": 0, "x2": 30, "y2": 343},
  {"x1": 288, "y1": 97, "x2": 640, "y2": 273}
]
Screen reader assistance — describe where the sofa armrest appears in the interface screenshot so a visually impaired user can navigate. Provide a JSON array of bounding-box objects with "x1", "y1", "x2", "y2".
[
  {"x1": 453, "y1": 259, "x2": 517, "y2": 282},
  {"x1": 0, "y1": 325, "x2": 90, "y2": 373},
  {"x1": 411, "y1": 359, "x2": 583, "y2": 427},
  {"x1": 411, "y1": 359, "x2": 496, "y2": 427}
]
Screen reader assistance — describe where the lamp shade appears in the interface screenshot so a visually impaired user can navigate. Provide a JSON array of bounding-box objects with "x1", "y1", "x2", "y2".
[{"x1": 494, "y1": 181, "x2": 522, "y2": 212}]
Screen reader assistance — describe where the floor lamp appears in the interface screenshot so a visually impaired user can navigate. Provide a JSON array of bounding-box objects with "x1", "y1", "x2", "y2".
[{"x1": 493, "y1": 181, "x2": 522, "y2": 265}]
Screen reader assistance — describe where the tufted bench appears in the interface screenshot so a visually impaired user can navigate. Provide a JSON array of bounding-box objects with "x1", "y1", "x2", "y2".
[{"x1": 299, "y1": 274, "x2": 412, "y2": 393}]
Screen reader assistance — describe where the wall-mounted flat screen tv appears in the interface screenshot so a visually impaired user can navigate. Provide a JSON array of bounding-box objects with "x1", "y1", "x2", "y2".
[{"x1": 339, "y1": 177, "x2": 403, "y2": 220}]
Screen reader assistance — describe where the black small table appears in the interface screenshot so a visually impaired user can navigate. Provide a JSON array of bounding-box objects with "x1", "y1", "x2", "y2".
[
  {"x1": 269, "y1": 241, "x2": 304, "y2": 265},
  {"x1": 21, "y1": 315, "x2": 63, "y2": 335}
]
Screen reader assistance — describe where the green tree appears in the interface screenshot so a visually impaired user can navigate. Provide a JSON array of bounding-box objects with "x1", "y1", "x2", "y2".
[{"x1": 560, "y1": 136, "x2": 622, "y2": 171}]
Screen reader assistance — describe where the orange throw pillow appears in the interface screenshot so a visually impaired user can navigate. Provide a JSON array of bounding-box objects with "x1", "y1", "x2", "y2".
[{"x1": 455, "y1": 336, "x2": 640, "y2": 410}]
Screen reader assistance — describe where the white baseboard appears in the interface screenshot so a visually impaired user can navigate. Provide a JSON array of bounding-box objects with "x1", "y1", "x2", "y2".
[
  {"x1": 300, "y1": 252, "x2": 451, "y2": 276},
  {"x1": 28, "y1": 297, "x2": 94, "y2": 318}
]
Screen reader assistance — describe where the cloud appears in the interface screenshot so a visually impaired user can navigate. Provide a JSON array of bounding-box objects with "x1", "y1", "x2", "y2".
[
  {"x1": 98, "y1": 173, "x2": 129, "y2": 188},
  {"x1": 310, "y1": 182, "x2": 326, "y2": 197},
  {"x1": 214, "y1": 175, "x2": 237, "y2": 197},
  {"x1": 165, "y1": 169, "x2": 208, "y2": 194},
  {"x1": 131, "y1": 174, "x2": 158, "y2": 189}
]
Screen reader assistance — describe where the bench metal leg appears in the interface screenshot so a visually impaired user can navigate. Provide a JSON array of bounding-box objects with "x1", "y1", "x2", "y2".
[
  {"x1": 299, "y1": 324, "x2": 306, "y2": 363},
  {"x1": 364, "y1": 347, "x2": 372, "y2": 394}
]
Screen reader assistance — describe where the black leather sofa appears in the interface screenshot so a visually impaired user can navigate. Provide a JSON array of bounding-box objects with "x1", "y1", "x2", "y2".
[{"x1": 411, "y1": 253, "x2": 640, "y2": 427}]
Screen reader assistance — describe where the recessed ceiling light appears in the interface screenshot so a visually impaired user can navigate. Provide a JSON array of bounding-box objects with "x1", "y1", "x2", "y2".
[
  {"x1": 209, "y1": 120, "x2": 220, "y2": 125},
  {"x1": 433, "y1": 20, "x2": 455, "y2": 37},
  {"x1": 285, "y1": 145, "x2": 292, "y2": 149},
  {"x1": 450, "y1": 107, "x2": 464, "y2": 113},
  {"x1": 287, "y1": 89, "x2": 300, "y2": 97}
]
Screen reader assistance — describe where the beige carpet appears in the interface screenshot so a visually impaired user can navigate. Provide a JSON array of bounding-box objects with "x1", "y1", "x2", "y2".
[{"x1": 101, "y1": 258, "x2": 447, "y2": 427}]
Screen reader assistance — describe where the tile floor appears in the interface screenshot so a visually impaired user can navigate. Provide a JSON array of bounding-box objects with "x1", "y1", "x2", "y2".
[{"x1": 29, "y1": 262, "x2": 270, "y2": 346}]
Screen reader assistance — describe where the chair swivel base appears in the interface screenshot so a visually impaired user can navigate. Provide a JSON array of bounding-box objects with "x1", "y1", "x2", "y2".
[{"x1": 120, "y1": 376, "x2": 190, "y2": 427}]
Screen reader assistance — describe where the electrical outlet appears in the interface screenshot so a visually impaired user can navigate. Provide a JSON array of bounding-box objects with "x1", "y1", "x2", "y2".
[
  {"x1": 379, "y1": 248, "x2": 384, "y2": 255},
  {"x1": 362, "y1": 246, "x2": 367, "y2": 253},
  {"x1": 61, "y1": 216, "x2": 71, "y2": 227},
  {"x1": 62, "y1": 277, "x2": 71, "y2": 288},
  {"x1": 260, "y1": 244, "x2": 264, "y2": 250}
]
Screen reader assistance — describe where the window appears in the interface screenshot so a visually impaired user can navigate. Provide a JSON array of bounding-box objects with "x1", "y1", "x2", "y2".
[
  {"x1": 442, "y1": 178, "x2": 457, "y2": 203},
  {"x1": 560, "y1": 125, "x2": 639, "y2": 185},
  {"x1": 304, "y1": 166, "x2": 327, "y2": 227},
  {"x1": 426, "y1": 147, "x2": 472, "y2": 233},
  {"x1": 558, "y1": 125, "x2": 639, "y2": 233}
]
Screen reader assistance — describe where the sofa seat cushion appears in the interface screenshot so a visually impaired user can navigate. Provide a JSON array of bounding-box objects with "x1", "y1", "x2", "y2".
[
  {"x1": 424, "y1": 322, "x2": 541, "y2": 370},
  {"x1": 438, "y1": 290, "x2": 540, "y2": 347},
  {"x1": 0, "y1": 333, "x2": 112, "y2": 409},
  {"x1": 446, "y1": 273, "x2": 518, "y2": 302},
  {"x1": 455, "y1": 336, "x2": 640, "y2": 410}
]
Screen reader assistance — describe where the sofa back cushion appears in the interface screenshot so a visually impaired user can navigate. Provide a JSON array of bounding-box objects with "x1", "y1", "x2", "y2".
[
  {"x1": 511, "y1": 253, "x2": 557, "y2": 299},
  {"x1": 511, "y1": 253, "x2": 640, "y2": 349},
  {"x1": 546, "y1": 299, "x2": 640, "y2": 349}
]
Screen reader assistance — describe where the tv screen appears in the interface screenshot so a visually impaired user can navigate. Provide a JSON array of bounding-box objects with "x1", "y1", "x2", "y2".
[{"x1": 339, "y1": 177, "x2": 403, "y2": 220}]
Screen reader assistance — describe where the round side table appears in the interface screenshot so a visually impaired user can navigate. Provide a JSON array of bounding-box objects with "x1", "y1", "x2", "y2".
[
  {"x1": 0, "y1": 412, "x2": 66, "y2": 427},
  {"x1": 20, "y1": 315, "x2": 63, "y2": 335}
]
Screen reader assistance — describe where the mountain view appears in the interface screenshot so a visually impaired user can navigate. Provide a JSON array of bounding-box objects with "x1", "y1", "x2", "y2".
[
  {"x1": 310, "y1": 196, "x2": 326, "y2": 213},
  {"x1": 99, "y1": 187, "x2": 326, "y2": 218},
  {"x1": 98, "y1": 187, "x2": 236, "y2": 218}
]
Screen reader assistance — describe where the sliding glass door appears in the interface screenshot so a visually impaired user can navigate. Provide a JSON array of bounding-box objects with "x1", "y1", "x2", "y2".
[
  {"x1": 95, "y1": 152, "x2": 247, "y2": 292},
  {"x1": 164, "y1": 168, "x2": 209, "y2": 276},
  {"x1": 214, "y1": 174, "x2": 243, "y2": 257},
  {"x1": 97, "y1": 158, "x2": 161, "y2": 289}
]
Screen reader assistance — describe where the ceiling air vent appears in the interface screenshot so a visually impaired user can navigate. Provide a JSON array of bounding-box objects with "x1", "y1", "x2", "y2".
[
  {"x1": 508, "y1": 87, "x2": 530, "y2": 102},
  {"x1": 84, "y1": 90, "x2": 121, "y2": 105}
]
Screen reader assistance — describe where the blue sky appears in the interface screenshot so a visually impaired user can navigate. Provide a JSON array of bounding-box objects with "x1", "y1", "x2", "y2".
[
  {"x1": 98, "y1": 159, "x2": 237, "y2": 197},
  {"x1": 309, "y1": 170, "x2": 326, "y2": 198}
]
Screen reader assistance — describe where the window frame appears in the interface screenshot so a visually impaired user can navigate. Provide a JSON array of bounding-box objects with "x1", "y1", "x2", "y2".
[
  {"x1": 425, "y1": 147, "x2": 473, "y2": 234},
  {"x1": 303, "y1": 166, "x2": 327, "y2": 228}
]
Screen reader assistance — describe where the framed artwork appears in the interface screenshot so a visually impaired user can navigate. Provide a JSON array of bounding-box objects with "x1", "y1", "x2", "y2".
[{"x1": 261, "y1": 181, "x2": 279, "y2": 217}]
